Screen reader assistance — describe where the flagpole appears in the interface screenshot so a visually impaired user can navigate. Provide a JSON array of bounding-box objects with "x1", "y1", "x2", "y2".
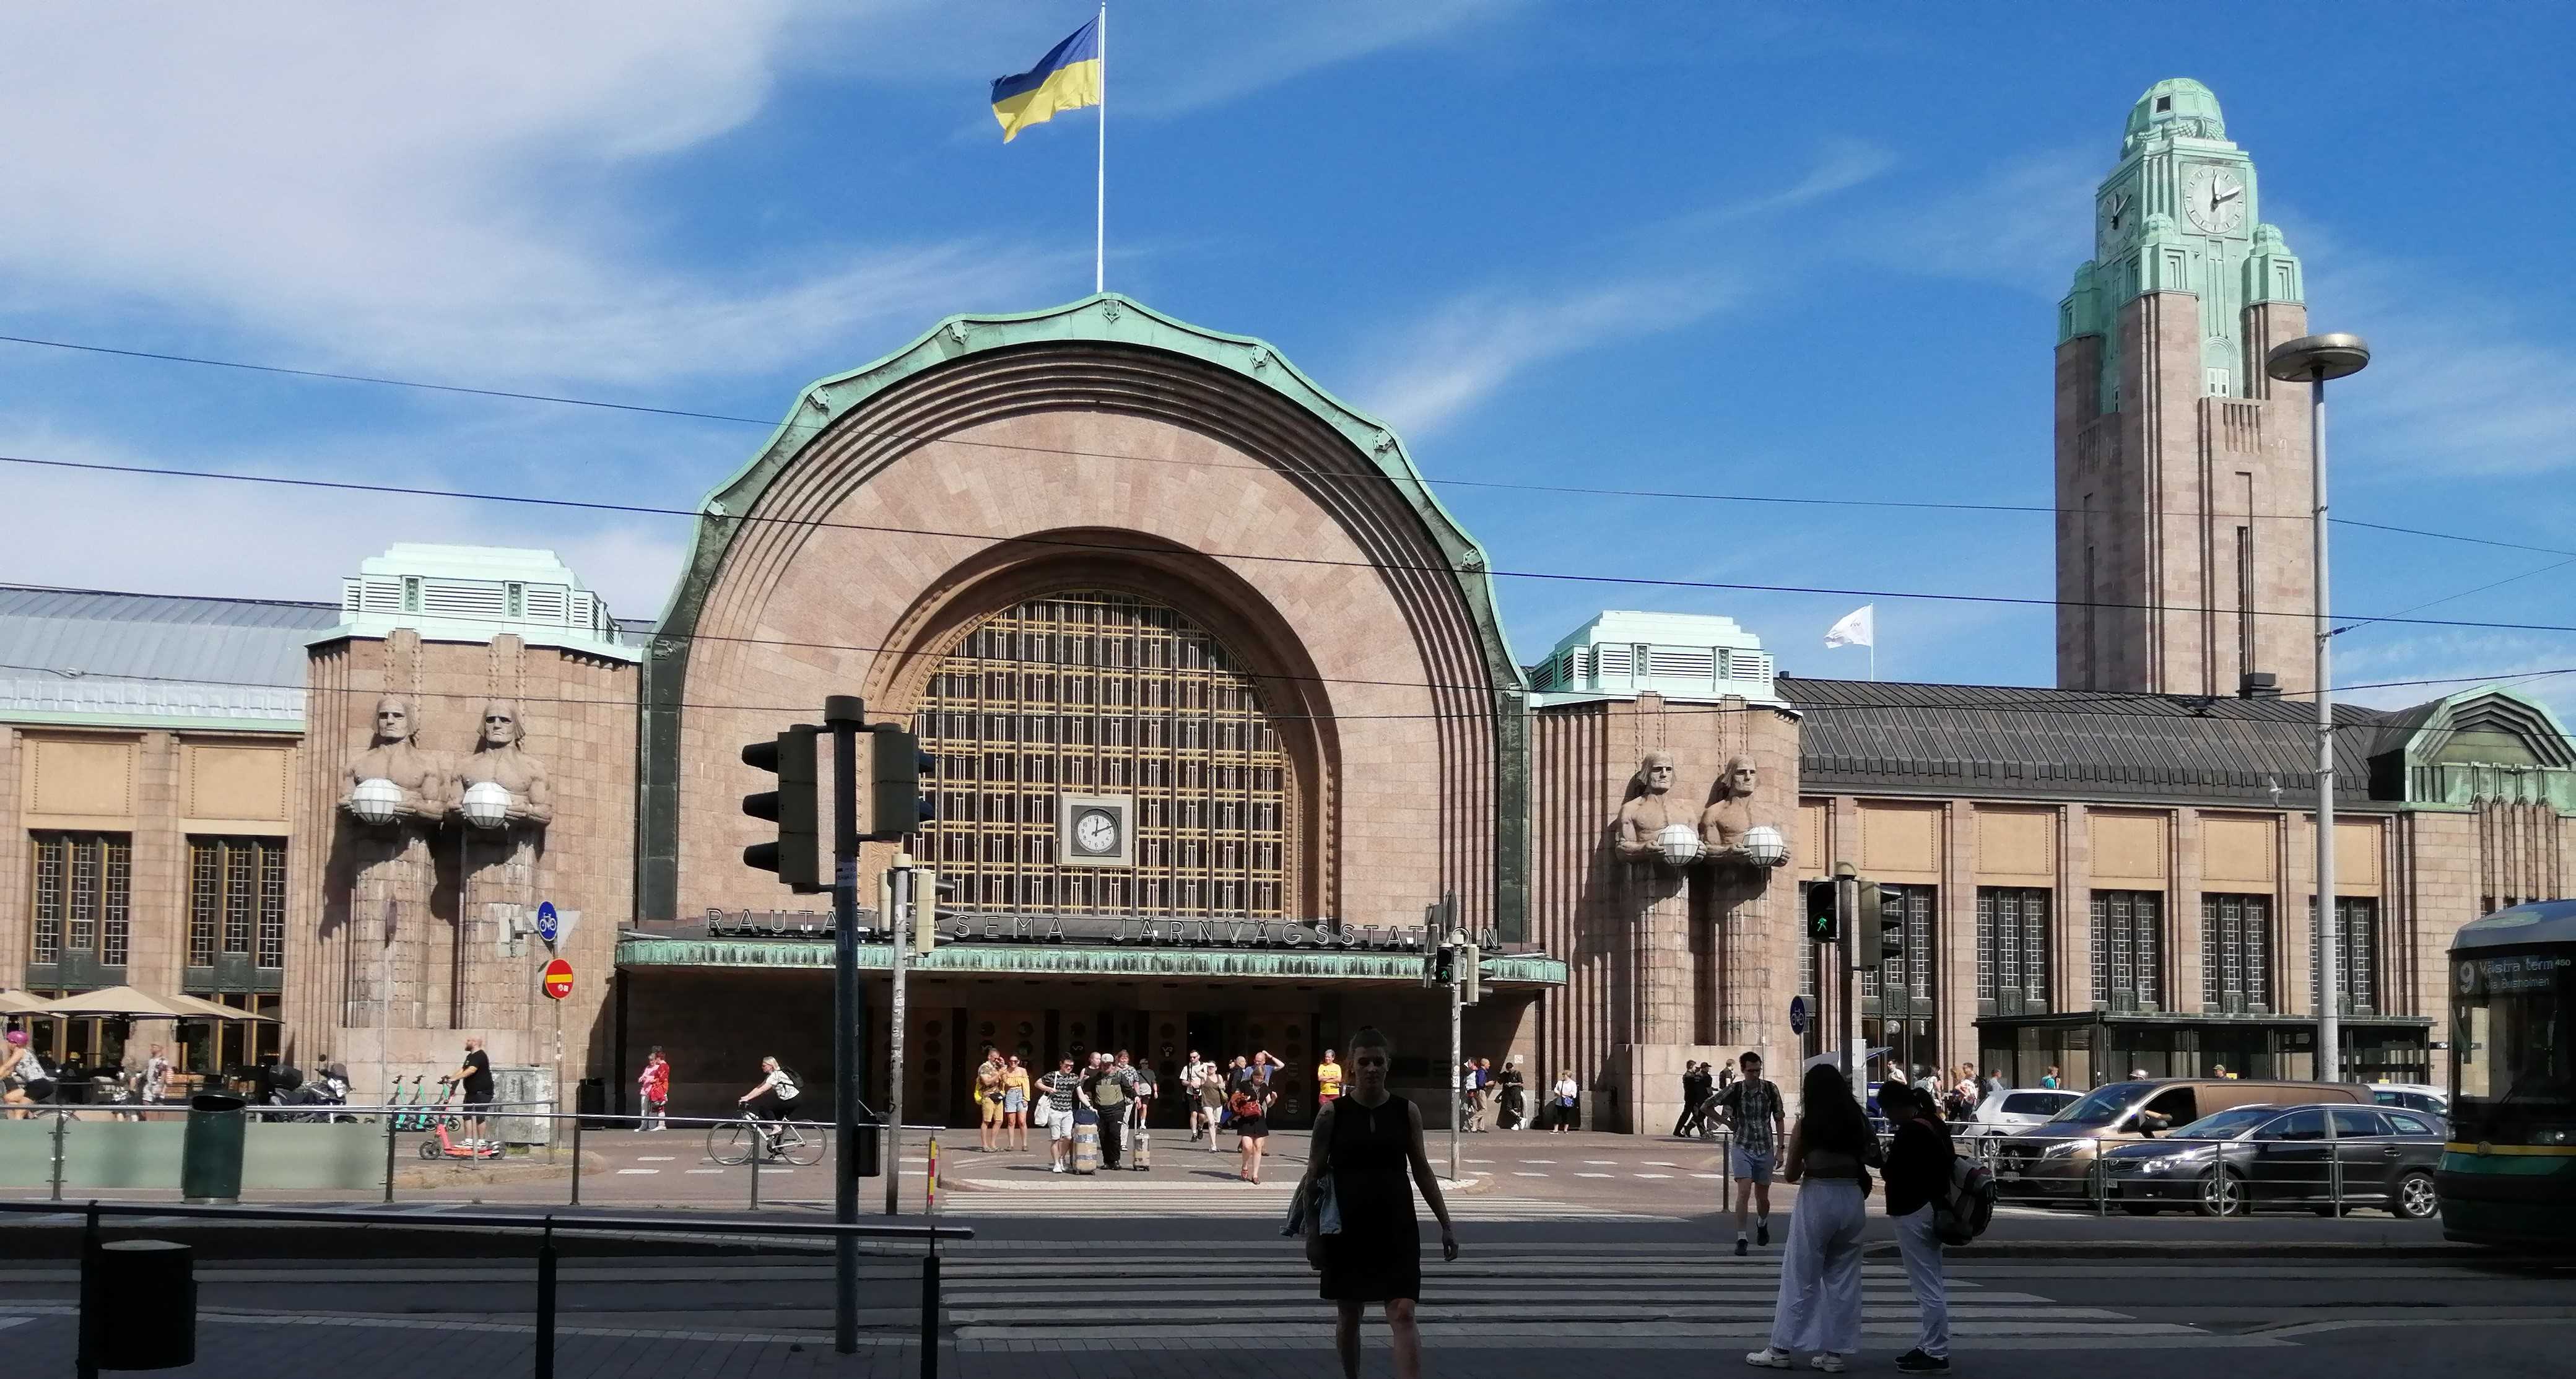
[{"x1": 1094, "y1": 2, "x2": 1107, "y2": 295}]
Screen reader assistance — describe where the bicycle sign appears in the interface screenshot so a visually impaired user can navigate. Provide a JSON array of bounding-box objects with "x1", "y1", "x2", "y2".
[
  {"x1": 541, "y1": 958, "x2": 573, "y2": 1001},
  {"x1": 536, "y1": 900, "x2": 559, "y2": 946}
]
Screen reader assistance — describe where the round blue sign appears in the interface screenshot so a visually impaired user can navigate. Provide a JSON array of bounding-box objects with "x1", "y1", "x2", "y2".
[
  {"x1": 1788, "y1": 994, "x2": 1809, "y2": 1036},
  {"x1": 536, "y1": 900, "x2": 559, "y2": 945}
]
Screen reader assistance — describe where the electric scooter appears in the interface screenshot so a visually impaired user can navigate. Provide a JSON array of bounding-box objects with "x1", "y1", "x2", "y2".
[
  {"x1": 415, "y1": 1077, "x2": 502, "y2": 1160},
  {"x1": 389, "y1": 1074, "x2": 425, "y2": 1130}
]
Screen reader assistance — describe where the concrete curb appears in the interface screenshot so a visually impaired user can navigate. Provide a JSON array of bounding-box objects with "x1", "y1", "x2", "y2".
[{"x1": 1913, "y1": 1240, "x2": 2496, "y2": 1260}]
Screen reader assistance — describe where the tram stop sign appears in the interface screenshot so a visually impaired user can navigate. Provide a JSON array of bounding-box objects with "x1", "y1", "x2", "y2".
[
  {"x1": 1788, "y1": 995, "x2": 1810, "y2": 1036},
  {"x1": 541, "y1": 958, "x2": 574, "y2": 1001}
]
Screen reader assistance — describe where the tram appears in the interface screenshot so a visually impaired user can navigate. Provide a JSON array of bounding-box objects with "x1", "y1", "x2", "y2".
[{"x1": 2442, "y1": 898, "x2": 2576, "y2": 1248}]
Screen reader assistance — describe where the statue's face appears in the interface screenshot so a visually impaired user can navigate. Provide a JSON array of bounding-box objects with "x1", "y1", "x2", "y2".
[
  {"x1": 375, "y1": 700, "x2": 409, "y2": 741},
  {"x1": 481, "y1": 708, "x2": 516, "y2": 747},
  {"x1": 1729, "y1": 762, "x2": 1758, "y2": 794},
  {"x1": 1645, "y1": 758, "x2": 1675, "y2": 794}
]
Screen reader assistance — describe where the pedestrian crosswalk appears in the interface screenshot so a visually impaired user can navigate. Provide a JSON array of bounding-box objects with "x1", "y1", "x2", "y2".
[
  {"x1": 938, "y1": 1184, "x2": 1658, "y2": 1221},
  {"x1": 939, "y1": 1244, "x2": 2266, "y2": 1350}
]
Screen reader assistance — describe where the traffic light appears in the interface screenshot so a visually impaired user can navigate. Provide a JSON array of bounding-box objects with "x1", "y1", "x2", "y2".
[
  {"x1": 742, "y1": 725, "x2": 823, "y2": 892},
  {"x1": 1461, "y1": 942, "x2": 1481, "y2": 1005},
  {"x1": 1433, "y1": 940, "x2": 1458, "y2": 987},
  {"x1": 911, "y1": 866, "x2": 941, "y2": 957},
  {"x1": 866, "y1": 726, "x2": 935, "y2": 841},
  {"x1": 1875, "y1": 886, "x2": 1917, "y2": 969},
  {"x1": 1804, "y1": 880, "x2": 1838, "y2": 944}
]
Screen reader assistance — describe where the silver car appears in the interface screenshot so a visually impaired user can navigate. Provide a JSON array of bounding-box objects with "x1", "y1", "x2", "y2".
[{"x1": 1964, "y1": 1088, "x2": 2081, "y2": 1138}]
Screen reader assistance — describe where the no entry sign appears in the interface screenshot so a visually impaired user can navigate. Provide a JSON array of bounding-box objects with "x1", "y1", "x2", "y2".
[{"x1": 541, "y1": 958, "x2": 574, "y2": 1001}]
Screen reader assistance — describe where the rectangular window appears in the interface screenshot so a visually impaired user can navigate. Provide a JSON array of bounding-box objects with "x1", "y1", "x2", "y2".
[
  {"x1": 1977, "y1": 887, "x2": 2052, "y2": 1013},
  {"x1": 2090, "y1": 890, "x2": 2163, "y2": 1009},
  {"x1": 2312, "y1": 896, "x2": 2380, "y2": 1016},
  {"x1": 186, "y1": 838, "x2": 289, "y2": 972},
  {"x1": 2202, "y1": 893, "x2": 2274, "y2": 1012},
  {"x1": 28, "y1": 832, "x2": 132, "y2": 968}
]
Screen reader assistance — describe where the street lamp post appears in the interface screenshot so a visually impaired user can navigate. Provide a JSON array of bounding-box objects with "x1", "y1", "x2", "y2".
[{"x1": 2265, "y1": 332, "x2": 2370, "y2": 1082}]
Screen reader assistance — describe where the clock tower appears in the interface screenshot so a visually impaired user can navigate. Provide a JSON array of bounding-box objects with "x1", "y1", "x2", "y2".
[{"x1": 2055, "y1": 79, "x2": 2315, "y2": 697}]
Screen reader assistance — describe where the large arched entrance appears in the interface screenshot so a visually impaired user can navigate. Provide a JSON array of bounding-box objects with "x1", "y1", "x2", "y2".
[{"x1": 913, "y1": 588, "x2": 1298, "y2": 920}]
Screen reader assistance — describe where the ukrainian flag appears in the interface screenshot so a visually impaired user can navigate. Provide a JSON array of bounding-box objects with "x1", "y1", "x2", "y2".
[{"x1": 990, "y1": 17, "x2": 1102, "y2": 142}]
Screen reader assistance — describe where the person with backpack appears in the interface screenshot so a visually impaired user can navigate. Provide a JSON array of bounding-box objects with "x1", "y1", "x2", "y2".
[
  {"x1": 1879, "y1": 1082, "x2": 1954, "y2": 1373},
  {"x1": 1089, "y1": 1051, "x2": 1135, "y2": 1170},
  {"x1": 736, "y1": 1055, "x2": 801, "y2": 1158}
]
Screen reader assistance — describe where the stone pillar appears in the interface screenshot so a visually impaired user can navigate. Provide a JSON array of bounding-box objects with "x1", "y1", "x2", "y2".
[
  {"x1": 457, "y1": 825, "x2": 541, "y2": 1033},
  {"x1": 1627, "y1": 858, "x2": 1691, "y2": 1046},
  {"x1": 343, "y1": 821, "x2": 435, "y2": 1030}
]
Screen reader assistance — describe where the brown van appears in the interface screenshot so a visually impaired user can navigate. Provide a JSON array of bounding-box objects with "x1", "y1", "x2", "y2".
[{"x1": 1992, "y1": 1077, "x2": 2369, "y2": 1201}]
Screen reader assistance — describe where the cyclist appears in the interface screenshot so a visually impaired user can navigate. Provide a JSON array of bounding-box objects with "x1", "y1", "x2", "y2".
[{"x1": 736, "y1": 1055, "x2": 801, "y2": 1157}]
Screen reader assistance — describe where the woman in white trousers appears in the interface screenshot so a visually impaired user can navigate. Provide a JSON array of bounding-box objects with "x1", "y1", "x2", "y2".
[{"x1": 1748, "y1": 1064, "x2": 1878, "y2": 1373}]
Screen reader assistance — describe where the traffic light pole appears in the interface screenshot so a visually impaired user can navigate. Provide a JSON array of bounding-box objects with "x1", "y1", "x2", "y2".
[
  {"x1": 886, "y1": 859, "x2": 909, "y2": 1218},
  {"x1": 1835, "y1": 862, "x2": 1861, "y2": 1100},
  {"x1": 824, "y1": 694, "x2": 864, "y2": 1356},
  {"x1": 1448, "y1": 948, "x2": 1463, "y2": 1183}
]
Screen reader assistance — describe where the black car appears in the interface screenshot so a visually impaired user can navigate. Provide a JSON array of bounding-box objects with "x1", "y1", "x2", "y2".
[{"x1": 2095, "y1": 1101, "x2": 2444, "y2": 1219}]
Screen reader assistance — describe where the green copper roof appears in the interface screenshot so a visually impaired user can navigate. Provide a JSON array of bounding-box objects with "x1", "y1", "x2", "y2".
[
  {"x1": 2123, "y1": 78, "x2": 2226, "y2": 154},
  {"x1": 615, "y1": 936, "x2": 1569, "y2": 986}
]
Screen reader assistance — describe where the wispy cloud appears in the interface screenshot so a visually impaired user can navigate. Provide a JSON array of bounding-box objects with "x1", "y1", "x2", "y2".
[
  {"x1": 0, "y1": 428, "x2": 687, "y2": 619},
  {"x1": 0, "y1": 4, "x2": 1066, "y2": 386},
  {"x1": 1354, "y1": 273, "x2": 1734, "y2": 438},
  {"x1": 1840, "y1": 147, "x2": 2097, "y2": 297},
  {"x1": 2295, "y1": 238, "x2": 2576, "y2": 479}
]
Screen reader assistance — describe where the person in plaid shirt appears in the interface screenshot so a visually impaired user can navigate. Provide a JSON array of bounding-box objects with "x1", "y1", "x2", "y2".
[{"x1": 1713, "y1": 1050, "x2": 1786, "y2": 1255}]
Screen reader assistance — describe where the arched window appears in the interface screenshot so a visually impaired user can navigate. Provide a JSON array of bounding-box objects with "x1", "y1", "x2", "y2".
[{"x1": 915, "y1": 590, "x2": 1293, "y2": 918}]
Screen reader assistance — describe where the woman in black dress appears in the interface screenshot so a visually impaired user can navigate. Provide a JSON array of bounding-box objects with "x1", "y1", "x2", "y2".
[{"x1": 1297, "y1": 1027, "x2": 1458, "y2": 1379}]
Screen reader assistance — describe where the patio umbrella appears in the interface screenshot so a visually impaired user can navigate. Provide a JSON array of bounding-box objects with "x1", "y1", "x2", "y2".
[
  {"x1": 30, "y1": 986, "x2": 199, "y2": 1019},
  {"x1": 165, "y1": 992, "x2": 277, "y2": 1022},
  {"x1": 0, "y1": 989, "x2": 49, "y2": 1014}
]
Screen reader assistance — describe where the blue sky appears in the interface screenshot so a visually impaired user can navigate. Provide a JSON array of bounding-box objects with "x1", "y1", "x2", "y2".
[{"x1": 3, "y1": 2, "x2": 2571, "y2": 716}]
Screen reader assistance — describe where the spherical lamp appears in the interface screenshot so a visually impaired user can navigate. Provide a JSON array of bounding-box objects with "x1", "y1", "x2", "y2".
[
  {"x1": 461, "y1": 780, "x2": 513, "y2": 829},
  {"x1": 348, "y1": 777, "x2": 402, "y2": 826},
  {"x1": 1655, "y1": 822, "x2": 1705, "y2": 868},
  {"x1": 1738, "y1": 824, "x2": 1790, "y2": 869}
]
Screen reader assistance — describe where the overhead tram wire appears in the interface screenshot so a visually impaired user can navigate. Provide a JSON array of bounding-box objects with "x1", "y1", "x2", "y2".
[
  {"x1": 9, "y1": 573, "x2": 2568, "y2": 717},
  {"x1": 3, "y1": 332, "x2": 2569, "y2": 557},
  {"x1": 11, "y1": 455, "x2": 2576, "y2": 642},
  {"x1": 6, "y1": 657, "x2": 2568, "y2": 739}
]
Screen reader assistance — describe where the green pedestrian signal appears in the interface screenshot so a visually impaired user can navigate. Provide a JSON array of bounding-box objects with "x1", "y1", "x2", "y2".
[{"x1": 1805, "y1": 881, "x2": 1838, "y2": 944}]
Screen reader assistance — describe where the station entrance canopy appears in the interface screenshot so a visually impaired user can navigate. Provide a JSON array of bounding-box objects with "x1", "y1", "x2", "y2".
[{"x1": 620, "y1": 911, "x2": 1567, "y2": 986}]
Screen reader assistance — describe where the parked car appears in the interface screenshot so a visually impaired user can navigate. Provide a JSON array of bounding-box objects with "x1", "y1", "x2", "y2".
[
  {"x1": 1993, "y1": 1077, "x2": 2372, "y2": 1203},
  {"x1": 2097, "y1": 1101, "x2": 2444, "y2": 1219},
  {"x1": 2369, "y1": 1082, "x2": 2448, "y2": 1121},
  {"x1": 1963, "y1": 1087, "x2": 2082, "y2": 1138}
]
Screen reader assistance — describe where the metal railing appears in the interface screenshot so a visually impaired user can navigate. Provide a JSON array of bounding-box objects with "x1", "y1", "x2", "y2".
[
  {"x1": 1972, "y1": 1130, "x2": 2391, "y2": 1217},
  {"x1": 0, "y1": 1198, "x2": 971, "y2": 1379},
  {"x1": 19, "y1": 1102, "x2": 951, "y2": 1212}
]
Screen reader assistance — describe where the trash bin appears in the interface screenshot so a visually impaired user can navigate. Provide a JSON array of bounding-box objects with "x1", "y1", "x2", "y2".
[
  {"x1": 89, "y1": 1240, "x2": 195, "y2": 1369},
  {"x1": 181, "y1": 1092, "x2": 248, "y2": 1204}
]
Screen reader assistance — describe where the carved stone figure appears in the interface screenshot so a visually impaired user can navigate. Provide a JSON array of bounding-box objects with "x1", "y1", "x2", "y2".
[
  {"x1": 341, "y1": 695, "x2": 446, "y2": 823},
  {"x1": 1612, "y1": 752, "x2": 1694, "y2": 861},
  {"x1": 455, "y1": 700, "x2": 553, "y2": 825},
  {"x1": 1699, "y1": 755, "x2": 1777, "y2": 864}
]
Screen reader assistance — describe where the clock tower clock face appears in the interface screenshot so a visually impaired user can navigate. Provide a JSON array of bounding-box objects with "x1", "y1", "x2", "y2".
[
  {"x1": 1074, "y1": 809, "x2": 1118, "y2": 855},
  {"x1": 2182, "y1": 164, "x2": 2247, "y2": 234},
  {"x1": 2096, "y1": 186, "x2": 2134, "y2": 254}
]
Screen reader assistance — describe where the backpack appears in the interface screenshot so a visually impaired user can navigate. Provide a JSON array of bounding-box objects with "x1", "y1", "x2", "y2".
[
  {"x1": 1091, "y1": 1069, "x2": 1126, "y2": 1108},
  {"x1": 1931, "y1": 1155, "x2": 1997, "y2": 1245},
  {"x1": 772, "y1": 1065, "x2": 804, "y2": 1101}
]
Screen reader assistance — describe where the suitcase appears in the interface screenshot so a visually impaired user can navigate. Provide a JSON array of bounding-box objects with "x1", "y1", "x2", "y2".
[
  {"x1": 1131, "y1": 1123, "x2": 1152, "y2": 1171},
  {"x1": 1073, "y1": 1118, "x2": 1101, "y2": 1175}
]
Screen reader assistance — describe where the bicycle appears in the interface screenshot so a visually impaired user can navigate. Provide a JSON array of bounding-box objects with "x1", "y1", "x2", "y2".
[{"x1": 707, "y1": 1109, "x2": 826, "y2": 1167}]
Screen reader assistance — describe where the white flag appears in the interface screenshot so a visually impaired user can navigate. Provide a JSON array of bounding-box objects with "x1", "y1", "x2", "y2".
[{"x1": 1824, "y1": 604, "x2": 1874, "y2": 649}]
